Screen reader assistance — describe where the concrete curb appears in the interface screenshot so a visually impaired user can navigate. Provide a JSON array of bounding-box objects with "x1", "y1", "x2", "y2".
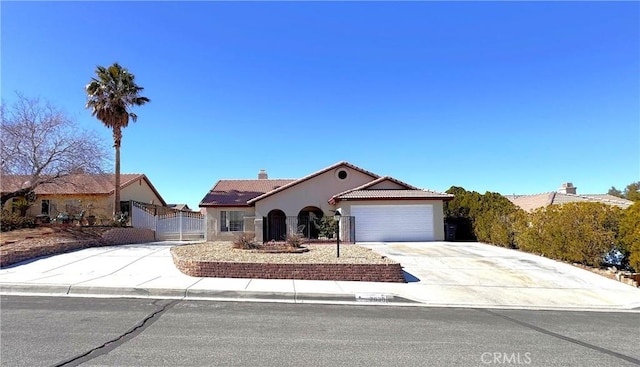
[
  {"x1": 2, "y1": 283, "x2": 639, "y2": 312},
  {"x1": 185, "y1": 289, "x2": 296, "y2": 302},
  {"x1": 68, "y1": 286, "x2": 187, "y2": 299},
  {"x1": 0, "y1": 283, "x2": 410, "y2": 306},
  {"x1": 0, "y1": 283, "x2": 71, "y2": 295}
]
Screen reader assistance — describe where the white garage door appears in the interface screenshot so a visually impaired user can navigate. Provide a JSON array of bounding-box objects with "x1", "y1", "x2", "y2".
[{"x1": 352, "y1": 205, "x2": 434, "y2": 242}]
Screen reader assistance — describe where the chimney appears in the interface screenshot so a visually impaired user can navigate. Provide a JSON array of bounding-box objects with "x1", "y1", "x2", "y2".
[
  {"x1": 258, "y1": 169, "x2": 268, "y2": 179},
  {"x1": 558, "y1": 182, "x2": 577, "y2": 195}
]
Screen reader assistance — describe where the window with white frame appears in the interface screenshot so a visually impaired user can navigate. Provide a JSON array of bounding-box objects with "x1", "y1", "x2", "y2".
[{"x1": 220, "y1": 211, "x2": 245, "y2": 232}]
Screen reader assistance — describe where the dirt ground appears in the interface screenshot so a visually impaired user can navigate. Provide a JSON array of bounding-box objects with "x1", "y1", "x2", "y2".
[{"x1": 0, "y1": 225, "x2": 111, "y2": 246}]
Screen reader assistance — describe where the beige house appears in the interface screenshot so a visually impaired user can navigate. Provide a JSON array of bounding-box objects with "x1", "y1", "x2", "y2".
[
  {"x1": 1, "y1": 174, "x2": 167, "y2": 222},
  {"x1": 199, "y1": 162, "x2": 453, "y2": 243},
  {"x1": 504, "y1": 182, "x2": 634, "y2": 212}
]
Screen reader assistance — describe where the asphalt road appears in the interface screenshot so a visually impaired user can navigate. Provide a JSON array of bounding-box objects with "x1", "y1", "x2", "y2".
[{"x1": 1, "y1": 296, "x2": 639, "y2": 367}]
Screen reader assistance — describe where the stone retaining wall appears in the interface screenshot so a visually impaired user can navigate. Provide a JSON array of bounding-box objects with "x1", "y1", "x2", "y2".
[
  {"x1": 101, "y1": 228, "x2": 155, "y2": 244},
  {"x1": 0, "y1": 228, "x2": 155, "y2": 267},
  {"x1": 172, "y1": 255, "x2": 406, "y2": 283},
  {"x1": 0, "y1": 239, "x2": 100, "y2": 268},
  {"x1": 617, "y1": 272, "x2": 640, "y2": 288}
]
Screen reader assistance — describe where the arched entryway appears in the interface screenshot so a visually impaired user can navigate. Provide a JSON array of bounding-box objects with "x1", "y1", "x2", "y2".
[
  {"x1": 297, "y1": 206, "x2": 323, "y2": 239},
  {"x1": 266, "y1": 209, "x2": 286, "y2": 241}
]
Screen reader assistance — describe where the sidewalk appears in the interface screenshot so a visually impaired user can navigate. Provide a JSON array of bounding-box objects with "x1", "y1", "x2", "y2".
[{"x1": 1, "y1": 241, "x2": 639, "y2": 312}]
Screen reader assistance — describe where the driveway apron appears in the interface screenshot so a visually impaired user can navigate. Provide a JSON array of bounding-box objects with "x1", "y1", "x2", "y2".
[{"x1": 362, "y1": 242, "x2": 640, "y2": 310}]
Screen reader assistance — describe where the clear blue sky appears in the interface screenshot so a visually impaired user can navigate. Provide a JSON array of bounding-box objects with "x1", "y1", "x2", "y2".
[{"x1": 2, "y1": 1, "x2": 639, "y2": 209}]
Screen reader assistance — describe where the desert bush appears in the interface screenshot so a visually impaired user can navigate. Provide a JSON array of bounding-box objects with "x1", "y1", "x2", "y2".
[
  {"x1": 444, "y1": 186, "x2": 520, "y2": 246},
  {"x1": 515, "y1": 203, "x2": 620, "y2": 267},
  {"x1": 232, "y1": 233, "x2": 261, "y2": 250},
  {"x1": 618, "y1": 202, "x2": 640, "y2": 272},
  {"x1": 474, "y1": 209, "x2": 524, "y2": 248},
  {"x1": 444, "y1": 186, "x2": 481, "y2": 240},
  {"x1": 285, "y1": 233, "x2": 305, "y2": 248},
  {"x1": 1, "y1": 210, "x2": 36, "y2": 232},
  {"x1": 11, "y1": 197, "x2": 34, "y2": 217}
]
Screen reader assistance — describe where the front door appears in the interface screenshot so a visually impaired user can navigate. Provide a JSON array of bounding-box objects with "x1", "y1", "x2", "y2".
[{"x1": 266, "y1": 209, "x2": 286, "y2": 241}]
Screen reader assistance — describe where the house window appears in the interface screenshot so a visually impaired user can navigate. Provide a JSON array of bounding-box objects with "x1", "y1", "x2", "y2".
[
  {"x1": 65, "y1": 200, "x2": 81, "y2": 215},
  {"x1": 41, "y1": 200, "x2": 50, "y2": 215},
  {"x1": 221, "y1": 211, "x2": 245, "y2": 232},
  {"x1": 120, "y1": 201, "x2": 131, "y2": 215}
]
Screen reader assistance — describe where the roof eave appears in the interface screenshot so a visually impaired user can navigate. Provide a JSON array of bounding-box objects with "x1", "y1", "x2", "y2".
[
  {"x1": 333, "y1": 196, "x2": 454, "y2": 203},
  {"x1": 199, "y1": 203, "x2": 253, "y2": 208}
]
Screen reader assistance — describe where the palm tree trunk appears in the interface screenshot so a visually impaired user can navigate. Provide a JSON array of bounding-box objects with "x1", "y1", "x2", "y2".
[{"x1": 113, "y1": 126, "x2": 122, "y2": 218}]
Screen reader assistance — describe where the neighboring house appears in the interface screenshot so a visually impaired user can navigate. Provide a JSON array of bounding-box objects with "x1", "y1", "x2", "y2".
[
  {"x1": 168, "y1": 204, "x2": 192, "y2": 211},
  {"x1": 199, "y1": 161, "x2": 454, "y2": 242},
  {"x1": 1, "y1": 174, "x2": 167, "y2": 221},
  {"x1": 504, "y1": 182, "x2": 634, "y2": 212}
]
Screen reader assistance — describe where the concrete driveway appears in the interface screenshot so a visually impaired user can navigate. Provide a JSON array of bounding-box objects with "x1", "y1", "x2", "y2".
[
  {"x1": 1, "y1": 241, "x2": 639, "y2": 311},
  {"x1": 362, "y1": 242, "x2": 640, "y2": 310}
]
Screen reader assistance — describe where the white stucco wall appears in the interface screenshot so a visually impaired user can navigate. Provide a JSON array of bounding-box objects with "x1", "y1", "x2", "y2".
[
  {"x1": 121, "y1": 178, "x2": 164, "y2": 205},
  {"x1": 204, "y1": 206, "x2": 256, "y2": 241},
  {"x1": 253, "y1": 166, "x2": 375, "y2": 219}
]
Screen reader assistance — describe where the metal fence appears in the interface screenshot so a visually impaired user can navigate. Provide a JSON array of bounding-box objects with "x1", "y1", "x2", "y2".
[
  {"x1": 263, "y1": 215, "x2": 355, "y2": 243},
  {"x1": 131, "y1": 201, "x2": 205, "y2": 241}
]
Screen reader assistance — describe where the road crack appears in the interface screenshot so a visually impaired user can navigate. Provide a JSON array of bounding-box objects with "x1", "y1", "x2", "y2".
[{"x1": 50, "y1": 299, "x2": 180, "y2": 367}]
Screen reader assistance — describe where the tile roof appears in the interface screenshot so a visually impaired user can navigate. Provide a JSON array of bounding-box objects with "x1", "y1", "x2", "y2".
[
  {"x1": 553, "y1": 193, "x2": 634, "y2": 208},
  {"x1": 246, "y1": 161, "x2": 379, "y2": 204},
  {"x1": 199, "y1": 179, "x2": 296, "y2": 206},
  {"x1": 1, "y1": 174, "x2": 167, "y2": 206},
  {"x1": 503, "y1": 193, "x2": 555, "y2": 212},
  {"x1": 348, "y1": 176, "x2": 419, "y2": 191},
  {"x1": 200, "y1": 162, "x2": 453, "y2": 207},
  {"x1": 3, "y1": 174, "x2": 139, "y2": 195},
  {"x1": 504, "y1": 192, "x2": 634, "y2": 211},
  {"x1": 168, "y1": 204, "x2": 191, "y2": 211},
  {"x1": 329, "y1": 176, "x2": 453, "y2": 203},
  {"x1": 335, "y1": 189, "x2": 455, "y2": 201}
]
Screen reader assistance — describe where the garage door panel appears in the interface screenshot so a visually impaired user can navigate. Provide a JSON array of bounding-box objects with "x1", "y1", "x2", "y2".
[{"x1": 352, "y1": 205, "x2": 434, "y2": 242}]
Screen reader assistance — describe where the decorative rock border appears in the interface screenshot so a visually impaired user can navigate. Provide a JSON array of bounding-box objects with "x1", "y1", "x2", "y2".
[
  {"x1": 616, "y1": 272, "x2": 640, "y2": 288},
  {"x1": 172, "y1": 254, "x2": 406, "y2": 283},
  {"x1": 0, "y1": 228, "x2": 155, "y2": 267}
]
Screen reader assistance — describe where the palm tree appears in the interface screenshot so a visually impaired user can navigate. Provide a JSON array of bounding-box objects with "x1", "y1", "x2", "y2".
[{"x1": 85, "y1": 63, "x2": 150, "y2": 218}]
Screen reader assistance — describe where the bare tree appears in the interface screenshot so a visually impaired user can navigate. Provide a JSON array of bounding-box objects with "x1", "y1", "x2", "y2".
[{"x1": 1, "y1": 93, "x2": 109, "y2": 207}]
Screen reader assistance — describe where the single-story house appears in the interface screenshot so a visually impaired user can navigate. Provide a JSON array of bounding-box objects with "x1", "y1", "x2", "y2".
[
  {"x1": 504, "y1": 182, "x2": 634, "y2": 212},
  {"x1": 1, "y1": 173, "x2": 167, "y2": 222},
  {"x1": 199, "y1": 161, "x2": 454, "y2": 243},
  {"x1": 168, "y1": 203, "x2": 193, "y2": 211}
]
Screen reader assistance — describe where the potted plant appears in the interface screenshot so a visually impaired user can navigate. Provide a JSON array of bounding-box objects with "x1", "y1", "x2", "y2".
[{"x1": 81, "y1": 202, "x2": 96, "y2": 226}]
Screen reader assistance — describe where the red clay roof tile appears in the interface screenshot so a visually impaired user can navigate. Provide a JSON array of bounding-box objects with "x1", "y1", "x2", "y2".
[
  {"x1": 199, "y1": 179, "x2": 296, "y2": 206},
  {"x1": 1, "y1": 174, "x2": 167, "y2": 206}
]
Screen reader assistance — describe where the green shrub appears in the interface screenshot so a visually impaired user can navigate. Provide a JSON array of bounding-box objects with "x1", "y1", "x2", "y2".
[
  {"x1": 474, "y1": 209, "x2": 523, "y2": 248},
  {"x1": 618, "y1": 203, "x2": 640, "y2": 272},
  {"x1": 11, "y1": 198, "x2": 34, "y2": 217},
  {"x1": 318, "y1": 216, "x2": 337, "y2": 239},
  {"x1": 444, "y1": 186, "x2": 520, "y2": 246},
  {"x1": 515, "y1": 203, "x2": 620, "y2": 267},
  {"x1": 232, "y1": 233, "x2": 261, "y2": 250},
  {"x1": 1, "y1": 211, "x2": 36, "y2": 232}
]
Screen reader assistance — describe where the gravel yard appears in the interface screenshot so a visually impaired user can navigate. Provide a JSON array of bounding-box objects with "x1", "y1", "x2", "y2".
[{"x1": 171, "y1": 241, "x2": 398, "y2": 265}]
